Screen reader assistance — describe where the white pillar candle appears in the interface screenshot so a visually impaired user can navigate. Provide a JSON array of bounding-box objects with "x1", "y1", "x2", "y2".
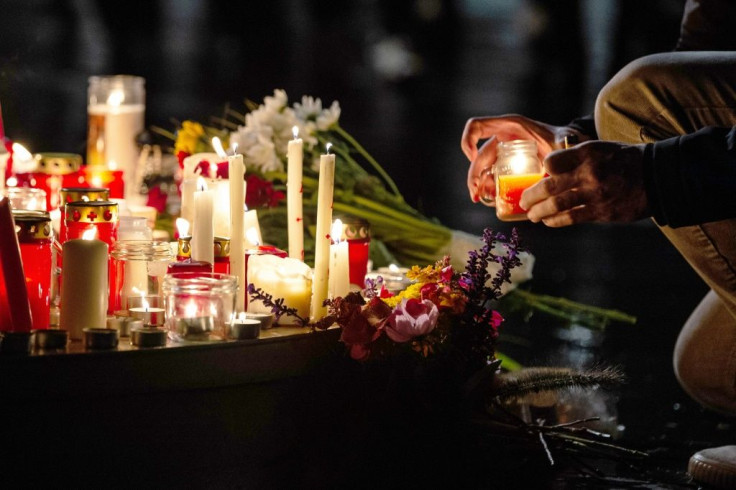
[
  {"x1": 191, "y1": 185, "x2": 214, "y2": 265},
  {"x1": 180, "y1": 177, "x2": 198, "y2": 226},
  {"x1": 211, "y1": 179, "x2": 231, "y2": 238},
  {"x1": 60, "y1": 230, "x2": 109, "y2": 340},
  {"x1": 328, "y1": 219, "x2": 350, "y2": 299},
  {"x1": 287, "y1": 127, "x2": 304, "y2": 261},
  {"x1": 182, "y1": 152, "x2": 221, "y2": 179},
  {"x1": 244, "y1": 209, "x2": 262, "y2": 248},
  {"x1": 229, "y1": 154, "x2": 246, "y2": 311},
  {"x1": 247, "y1": 254, "x2": 312, "y2": 325},
  {"x1": 310, "y1": 148, "x2": 335, "y2": 322}
]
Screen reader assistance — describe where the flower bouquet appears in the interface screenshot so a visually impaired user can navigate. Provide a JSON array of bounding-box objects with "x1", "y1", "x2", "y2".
[{"x1": 153, "y1": 89, "x2": 636, "y2": 331}]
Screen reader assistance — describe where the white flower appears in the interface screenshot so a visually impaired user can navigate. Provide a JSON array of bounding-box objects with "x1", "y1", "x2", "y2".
[
  {"x1": 316, "y1": 100, "x2": 341, "y2": 131},
  {"x1": 294, "y1": 95, "x2": 341, "y2": 131},
  {"x1": 230, "y1": 123, "x2": 283, "y2": 173},
  {"x1": 263, "y1": 89, "x2": 288, "y2": 112}
]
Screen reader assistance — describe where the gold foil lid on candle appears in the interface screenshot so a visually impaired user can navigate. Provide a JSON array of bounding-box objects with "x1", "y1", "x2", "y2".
[
  {"x1": 34, "y1": 153, "x2": 82, "y2": 175},
  {"x1": 334, "y1": 214, "x2": 370, "y2": 240},
  {"x1": 65, "y1": 201, "x2": 119, "y2": 224},
  {"x1": 214, "y1": 236, "x2": 230, "y2": 258},
  {"x1": 60, "y1": 187, "x2": 109, "y2": 205},
  {"x1": 12, "y1": 210, "x2": 53, "y2": 241},
  {"x1": 178, "y1": 236, "x2": 192, "y2": 258}
]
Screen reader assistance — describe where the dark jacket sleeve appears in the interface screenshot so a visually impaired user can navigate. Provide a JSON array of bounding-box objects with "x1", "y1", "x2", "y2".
[
  {"x1": 643, "y1": 126, "x2": 736, "y2": 227},
  {"x1": 676, "y1": 0, "x2": 736, "y2": 51}
]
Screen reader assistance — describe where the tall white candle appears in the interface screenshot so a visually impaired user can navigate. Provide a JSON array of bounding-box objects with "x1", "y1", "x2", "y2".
[
  {"x1": 287, "y1": 126, "x2": 304, "y2": 260},
  {"x1": 180, "y1": 177, "x2": 198, "y2": 226},
  {"x1": 229, "y1": 154, "x2": 246, "y2": 311},
  {"x1": 310, "y1": 147, "x2": 335, "y2": 322},
  {"x1": 328, "y1": 219, "x2": 350, "y2": 299},
  {"x1": 211, "y1": 179, "x2": 231, "y2": 237},
  {"x1": 59, "y1": 230, "x2": 108, "y2": 340},
  {"x1": 191, "y1": 184, "x2": 214, "y2": 265}
]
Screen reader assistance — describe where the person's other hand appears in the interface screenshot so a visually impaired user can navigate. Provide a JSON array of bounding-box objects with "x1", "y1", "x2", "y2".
[
  {"x1": 461, "y1": 114, "x2": 586, "y2": 205},
  {"x1": 519, "y1": 141, "x2": 649, "y2": 226}
]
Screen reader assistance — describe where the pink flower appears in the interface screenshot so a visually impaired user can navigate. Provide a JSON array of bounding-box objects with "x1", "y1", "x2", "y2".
[{"x1": 385, "y1": 298, "x2": 439, "y2": 343}]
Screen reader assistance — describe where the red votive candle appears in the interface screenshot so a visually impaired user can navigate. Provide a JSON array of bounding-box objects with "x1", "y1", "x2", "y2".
[
  {"x1": 213, "y1": 236, "x2": 230, "y2": 275},
  {"x1": 13, "y1": 210, "x2": 53, "y2": 330},
  {"x1": 0, "y1": 197, "x2": 33, "y2": 332},
  {"x1": 64, "y1": 200, "x2": 119, "y2": 247},
  {"x1": 80, "y1": 166, "x2": 125, "y2": 199},
  {"x1": 13, "y1": 153, "x2": 83, "y2": 211},
  {"x1": 337, "y1": 216, "x2": 371, "y2": 288},
  {"x1": 166, "y1": 259, "x2": 213, "y2": 276},
  {"x1": 59, "y1": 187, "x2": 109, "y2": 243}
]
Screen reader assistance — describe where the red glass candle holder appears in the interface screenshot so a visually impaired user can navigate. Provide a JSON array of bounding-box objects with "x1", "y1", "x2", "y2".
[
  {"x1": 337, "y1": 216, "x2": 371, "y2": 288},
  {"x1": 80, "y1": 166, "x2": 125, "y2": 199},
  {"x1": 213, "y1": 236, "x2": 230, "y2": 275},
  {"x1": 59, "y1": 187, "x2": 109, "y2": 243},
  {"x1": 13, "y1": 210, "x2": 53, "y2": 330},
  {"x1": 166, "y1": 259, "x2": 213, "y2": 276},
  {"x1": 12, "y1": 153, "x2": 83, "y2": 211},
  {"x1": 64, "y1": 200, "x2": 119, "y2": 247}
]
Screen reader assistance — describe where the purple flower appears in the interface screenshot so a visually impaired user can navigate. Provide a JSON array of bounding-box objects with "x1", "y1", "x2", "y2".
[{"x1": 385, "y1": 298, "x2": 439, "y2": 343}]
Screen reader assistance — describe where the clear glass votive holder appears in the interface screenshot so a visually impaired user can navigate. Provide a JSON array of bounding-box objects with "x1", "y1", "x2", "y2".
[
  {"x1": 162, "y1": 272, "x2": 237, "y2": 342},
  {"x1": 110, "y1": 240, "x2": 173, "y2": 317},
  {"x1": 4, "y1": 187, "x2": 47, "y2": 211}
]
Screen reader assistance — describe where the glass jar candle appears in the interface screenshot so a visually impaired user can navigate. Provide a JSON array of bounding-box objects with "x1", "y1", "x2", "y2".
[
  {"x1": 64, "y1": 200, "x2": 119, "y2": 246},
  {"x1": 336, "y1": 215, "x2": 371, "y2": 288},
  {"x1": 213, "y1": 236, "x2": 230, "y2": 275},
  {"x1": 493, "y1": 140, "x2": 544, "y2": 222},
  {"x1": 162, "y1": 272, "x2": 237, "y2": 342},
  {"x1": 13, "y1": 153, "x2": 83, "y2": 211},
  {"x1": 13, "y1": 210, "x2": 53, "y2": 330},
  {"x1": 110, "y1": 240, "x2": 173, "y2": 316},
  {"x1": 3, "y1": 187, "x2": 47, "y2": 211}
]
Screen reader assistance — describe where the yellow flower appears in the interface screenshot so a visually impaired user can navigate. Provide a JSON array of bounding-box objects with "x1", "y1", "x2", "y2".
[
  {"x1": 175, "y1": 121, "x2": 205, "y2": 155},
  {"x1": 382, "y1": 282, "x2": 424, "y2": 308}
]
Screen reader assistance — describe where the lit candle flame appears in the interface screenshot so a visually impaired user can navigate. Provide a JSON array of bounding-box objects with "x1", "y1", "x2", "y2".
[
  {"x1": 209, "y1": 162, "x2": 218, "y2": 179},
  {"x1": 196, "y1": 177, "x2": 208, "y2": 192},
  {"x1": 81, "y1": 228, "x2": 97, "y2": 241},
  {"x1": 212, "y1": 137, "x2": 227, "y2": 158},
  {"x1": 292, "y1": 126, "x2": 299, "y2": 139},
  {"x1": 325, "y1": 142, "x2": 333, "y2": 154},
  {"x1": 185, "y1": 301, "x2": 197, "y2": 318},
  {"x1": 246, "y1": 227, "x2": 261, "y2": 246},
  {"x1": 107, "y1": 89, "x2": 124, "y2": 106},
  {"x1": 388, "y1": 263, "x2": 400, "y2": 273},
  {"x1": 231, "y1": 142, "x2": 239, "y2": 154},
  {"x1": 11, "y1": 143, "x2": 32, "y2": 162},
  {"x1": 175, "y1": 217, "x2": 190, "y2": 238},
  {"x1": 331, "y1": 219, "x2": 343, "y2": 244},
  {"x1": 238, "y1": 312, "x2": 246, "y2": 322},
  {"x1": 141, "y1": 295, "x2": 150, "y2": 312},
  {"x1": 5, "y1": 177, "x2": 17, "y2": 187}
]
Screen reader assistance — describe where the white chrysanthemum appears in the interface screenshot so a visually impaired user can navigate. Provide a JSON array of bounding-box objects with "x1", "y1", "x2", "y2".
[
  {"x1": 316, "y1": 100, "x2": 341, "y2": 131},
  {"x1": 293, "y1": 95, "x2": 322, "y2": 122},
  {"x1": 230, "y1": 123, "x2": 284, "y2": 173},
  {"x1": 263, "y1": 89, "x2": 288, "y2": 112}
]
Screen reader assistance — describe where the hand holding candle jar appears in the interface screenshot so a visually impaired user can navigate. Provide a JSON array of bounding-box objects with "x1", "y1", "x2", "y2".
[{"x1": 485, "y1": 140, "x2": 544, "y2": 222}]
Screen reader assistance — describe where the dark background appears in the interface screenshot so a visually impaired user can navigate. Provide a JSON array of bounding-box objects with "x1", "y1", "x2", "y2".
[{"x1": 1, "y1": 1, "x2": 732, "y2": 486}]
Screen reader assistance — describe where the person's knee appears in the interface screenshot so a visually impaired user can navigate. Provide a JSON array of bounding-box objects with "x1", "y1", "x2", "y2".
[
  {"x1": 595, "y1": 53, "x2": 678, "y2": 142},
  {"x1": 674, "y1": 331, "x2": 736, "y2": 416}
]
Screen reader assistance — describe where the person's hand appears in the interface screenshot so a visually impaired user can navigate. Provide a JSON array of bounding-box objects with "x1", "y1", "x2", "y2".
[
  {"x1": 461, "y1": 114, "x2": 587, "y2": 205},
  {"x1": 519, "y1": 141, "x2": 649, "y2": 226}
]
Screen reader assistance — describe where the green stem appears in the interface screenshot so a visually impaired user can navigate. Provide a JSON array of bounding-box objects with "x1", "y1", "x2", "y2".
[
  {"x1": 510, "y1": 289, "x2": 637, "y2": 326},
  {"x1": 333, "y1": 124, "x2": 403, "y2": 199}
]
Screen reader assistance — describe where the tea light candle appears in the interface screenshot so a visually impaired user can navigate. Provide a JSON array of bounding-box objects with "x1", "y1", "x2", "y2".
[
  {"x1": 229, "y1": 312, "x2": 260, "y2": 340},
  {"x1": 128, "y1": 296, "x2": 165, "y2": 326},
  {"x1": 310, "y1": 145, "x2": 335, "y2": 322},
  {"x1": 176, "y1": 300, "x2": 215, "y2": 340},
  {"x1": 328, "y1": 219, "x2": 349, "y2": 299},
  {"x1": 60, "y1": 229, "x2": 108, "y2": 340},
  {"x1": 287, "y1": 126, "x2": 304, "y2": 260}
]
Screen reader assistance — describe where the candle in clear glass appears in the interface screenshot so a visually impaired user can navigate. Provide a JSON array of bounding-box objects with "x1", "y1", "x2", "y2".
[
  {"x1": 109, "y1": 240, "x2": 173, "y2": 316},
  {"x1": 86, "y1": 75, "x2": 145, "y2": 200},
  {"x1": 4, "y1": 187, "x2": 47, "y2": 211},
  {"x1": 13, "y1": 210, "x2": 53, "y2": 330},
  {"x1": 494, "y1": 140, "x2": 544, "y2": 222},
  {"x1": 162, "y1": 272, "x2": 237, "y2": 342}
]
